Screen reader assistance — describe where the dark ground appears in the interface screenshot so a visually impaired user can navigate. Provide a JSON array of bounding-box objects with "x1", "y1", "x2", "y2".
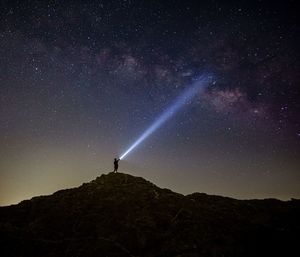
[{"x1": 0, "y1": 172, "x2": 299, "y2": 257}]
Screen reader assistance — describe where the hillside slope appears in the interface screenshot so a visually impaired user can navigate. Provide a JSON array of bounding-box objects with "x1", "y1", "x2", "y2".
[{"x1": 0, "y1": 172, "x2": 299, "y2": 257}]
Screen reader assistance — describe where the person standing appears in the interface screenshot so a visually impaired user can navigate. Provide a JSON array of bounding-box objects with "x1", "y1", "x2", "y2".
[{"x1": 113, "y1": 158, "x2": 120, "y2": 173}]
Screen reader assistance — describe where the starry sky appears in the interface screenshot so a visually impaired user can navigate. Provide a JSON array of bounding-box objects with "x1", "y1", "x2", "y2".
[{"x1": 1, "y1": 0, "x2": 299, "y2": 205}]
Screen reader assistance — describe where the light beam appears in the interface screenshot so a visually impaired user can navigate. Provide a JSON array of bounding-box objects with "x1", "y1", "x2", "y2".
[{"x1": 119, "y1": 74, "x2": 213, "y2": 160}]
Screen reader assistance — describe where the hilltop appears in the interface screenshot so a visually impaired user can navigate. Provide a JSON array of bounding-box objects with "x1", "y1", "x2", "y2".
[{"x1": 0, "y1": 172, "x2": 299, "y2": 257}]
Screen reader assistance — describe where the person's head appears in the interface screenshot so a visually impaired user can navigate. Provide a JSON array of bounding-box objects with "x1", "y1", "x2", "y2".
[{"x1": 114, "y1": 158, "x2": 117, "y2": 161}]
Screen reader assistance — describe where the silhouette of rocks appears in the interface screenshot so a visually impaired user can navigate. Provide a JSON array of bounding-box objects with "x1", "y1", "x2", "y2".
[{"x1": 0, "y1": 172, "x2": 299, "y2": 257}]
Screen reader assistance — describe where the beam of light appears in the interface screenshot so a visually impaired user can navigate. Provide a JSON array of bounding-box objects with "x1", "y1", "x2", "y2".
[{"x1": 119, "y1": 74, "x2": 213, "y2": 160}]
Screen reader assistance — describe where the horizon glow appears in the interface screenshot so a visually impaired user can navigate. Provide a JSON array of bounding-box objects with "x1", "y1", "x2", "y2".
[{"x1": 119, "y1": 74, "x2": 213, "y2": 160}]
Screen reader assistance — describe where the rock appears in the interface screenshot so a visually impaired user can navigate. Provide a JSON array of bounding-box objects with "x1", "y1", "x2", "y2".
[{"x1": 0, "y1": 172, "x2": 299, "y2": 257}]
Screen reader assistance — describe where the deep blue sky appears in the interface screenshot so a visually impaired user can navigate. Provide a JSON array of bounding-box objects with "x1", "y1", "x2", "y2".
[{"x1": 0, "y1": 0, "x2": 299, "y2": 205}]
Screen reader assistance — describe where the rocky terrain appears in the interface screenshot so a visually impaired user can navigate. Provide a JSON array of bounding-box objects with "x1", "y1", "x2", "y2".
[{"x1": 0, "y1": 172, "x2": 299, "y2": 257}]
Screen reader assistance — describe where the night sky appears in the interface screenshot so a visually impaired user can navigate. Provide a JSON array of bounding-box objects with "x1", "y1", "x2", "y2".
[{"x1": 1, "y1": 0, "x2": 299, "y2": 206}]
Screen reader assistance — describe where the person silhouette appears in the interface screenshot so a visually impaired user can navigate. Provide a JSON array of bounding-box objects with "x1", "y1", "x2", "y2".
[{"x1": 113, "y1": 158, "x2": 120, "y2": 173}]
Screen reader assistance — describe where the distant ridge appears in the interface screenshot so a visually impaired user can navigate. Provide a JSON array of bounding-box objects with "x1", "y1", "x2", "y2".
[{"x1": 0, "y1": 172, "x2": 299, "y2": 257}]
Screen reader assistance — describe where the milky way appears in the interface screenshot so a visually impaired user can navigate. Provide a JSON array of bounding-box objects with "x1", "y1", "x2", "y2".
[{"x1": 0, "y1": 0, "x2": 299, "y2": 205}]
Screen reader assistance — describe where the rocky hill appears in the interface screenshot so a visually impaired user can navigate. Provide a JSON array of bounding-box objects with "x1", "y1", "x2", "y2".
[{"x1": 0, "y1": 172, "x2": 299, "y2": 257}]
